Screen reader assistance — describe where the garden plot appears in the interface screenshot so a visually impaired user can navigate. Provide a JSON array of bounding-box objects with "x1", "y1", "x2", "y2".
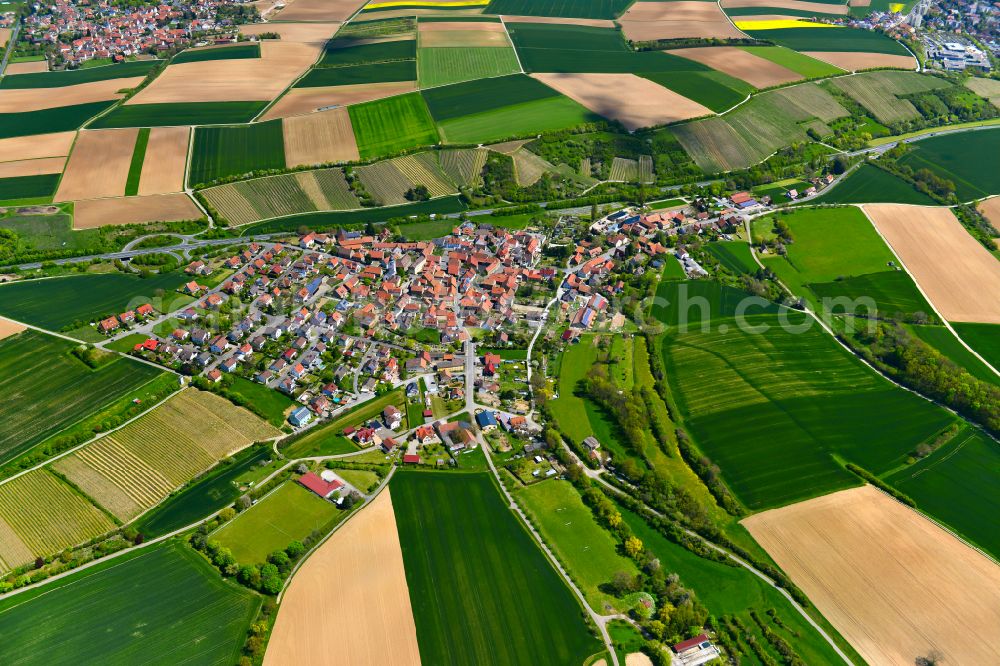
[
  {"x1": 863, "y1": 204, "x2": 1000, "y2": 324},
  {"x1": 619, "y1": 1, "x2": 746, "y2": 40},
  {"x1": 265, "y1": 490, "x2": 420, "y2": 666},
  {"x1": 437, "y1": 148, "x2": 487, "y2": 186},
  {"x1": 283, "y1": 107, "x2": 361, "y2": 167},
  {"x1": 0, "y1": 470, "x2": 114, "y2": 572},
  {"x1": 669, "y1": 46, "x2": 802, "y2": 88},
  {"x1": 73, "y1": 194, "x2": 202, "y2": 229},
  {"x1": 54, "y1": 389, "x2": 278, "y2": 522},
  {"x1": 532, "y1": 73, "x2": 711, "y2": 130},
  {"x1": 0, "y1": 77, "x2": 144, "y2": 113},
  {"x1": 137, "y1": 126, "x2": 190, "y2": 195},
  {"x1": 55, "y1": 128, "x2": 138, "y2": 201},
  {"x1": 261, "y1": 81, "x2": 417, "y2": 119},
  {"x1": 744, "y1": 485, "x2": 1000, "y2": 666},
  {"x1": 0, "y1": 131, "x2": 76, "y2": 162}
]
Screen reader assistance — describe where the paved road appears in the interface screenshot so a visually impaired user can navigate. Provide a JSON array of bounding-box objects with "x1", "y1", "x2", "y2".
[{"x1": 0, "y1": 22, "x2": 21, "y2": 76}]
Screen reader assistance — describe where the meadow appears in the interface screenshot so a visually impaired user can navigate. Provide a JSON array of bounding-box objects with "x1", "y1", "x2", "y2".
[
  {"x1": 133, "y1": 446, "x2": 274, "y2": 538},
  {"x1": 808, "y1": 271, "x2": 934, "y2": 320},
  {"x1": 485, "y1": 0, "x2": 631, "y2": 18},
  {"x1": 705, "y1": 240, "x2": 757, "y2": 275},
  {"x1": 897, "y1": 129, "x2": 1000, "y2": 201},
  {"x1": 0, "y1": 60, "x2": 157, "y2": 88},
  {"x1": 0, "y1": 469, "x2": 115, "y2": 572},
  {"x1": 172, "y1": 43, "x2": 261, "y2": 64},
  {"x1": 905, "y1": 325, "x2": 999, "y2": 383},
  {"x1": 618, "y1": 503, "x2": 856, "y2": 666},
  {"x1": 90, "y1": 101, "x2": 267, "y2": 129},
  {"x1": 886, "y1": 426, "x2": 1000, "y2": 560},
  {"x1": 808, "y1": 164, "x2": 934, "y2": 204},
  {"x1": 189, "y1": 120, "x2": 286, "y2": 186},
  {"x1": 740, "y1": 46, "x2": 845, "y2": 78},
  {"x1": 0, "y1": 174, "x2": 60, "y2": 202},
  {"x1": 952, "y1": 322, "x2": 1000, "y2": 370},
  {"x1": 0, "y1": 541, "x2": 260, "y2": 664},
  {"x1": 391, "y1": 471, "x2": 603, "y2": 666},
  {"x1": 661, "y1": 309, "x2": 955, "y2": 509},
  {"x1": 651, "y1": 280, "x2": 781, "y2": 328},
  {"x1": 516, "y1": 479, "x2": 638, "y2": 613},
  {"x1": 0, "y1": 270, "x2": 189, "y2": 331},
  {"x1": 214, "y1": 481, "x2": 342, "y2": 564},
  {"x1": 417, "y1": 46, "x2": 520, "y2": 88},
  {"x1": 0, "y1": 101, "x2": 114, "y2": 138},
  {"x1": 349, "y1": 92, "x2": 439, "y2": 159},
  {"x1": 0, "y1": 330, "x2": 163, "y2": 466}
]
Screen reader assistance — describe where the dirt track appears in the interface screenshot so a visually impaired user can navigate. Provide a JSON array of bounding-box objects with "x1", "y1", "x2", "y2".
[
  {"x1": 284, "y1": 107, "x2": 360, "y2": 167},
  {"x1": 73, "y1": 193, "x2": 202, "y2": 229},
  {"x1": 804, "y1": 51, "x2": 915, "y2": 71},
  {"x1": 533, "y1": 72, "x2": 711, "y2": 130},
  {"x1": 744, "y1": 485, "x2": 1000, "y2": 666},
  {"x1": 864, "y1": 204, "x2": 1000, "y2": 323},
  {"x1": 138, "y1": 127, "x2": 190, "y2": 195},
  {"x1": 669, "y1": 46, "x2": 801, "y2": 88},
  {"x1": 0, "y1": 77, "x2": 143, "y2": 113},
  {"x1": 264, "y1": 490, "x2": 421, "y2": 666},
  {"x1": 620, "y1": 1, "x2": 746, "y2": 40},
  {"x1": 261, "y1": 82, "x2": 417, "y2": 120},
  {"x1": 56, "y1": 128, "x2": 138, "y2": 202}
]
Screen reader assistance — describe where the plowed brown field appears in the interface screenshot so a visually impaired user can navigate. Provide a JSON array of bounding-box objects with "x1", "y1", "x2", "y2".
[
  {"x1": 0, "y1": 157, "x2": 66, "y2": 178},
  {"x1": 0, "y1": 77, "x2": 144, "y2": 113},
  {"x1": 804, "y1": 51, "x2": 915, "y2": 71},
  {"x1": 620, "y1": 1, "x2": 745, "y2": 40},
  {"x1": 977, "y1": 195, "x2": 1000, "y2": 235},
  {"x1": 668, "y1": 46, "x2": 801, "y2": 88},
  {"x1": 0, "y1": 132, "x2": 76, "y2": 162},
  {"x1": 138, "y1": 126, "x2": 190, "y2": 195},
  {"x1": 721, "y1": 0, "x2": 849, "y2": 13},
  {"x1": 73, "y1": 193, "x2": 202, "y2": 229},
  {"x1": 0, "y1": 317, "x2": 26, "y2": 340},
  {"x1": 273, "y1": 0, "x2": 366, "y2": 21},
  {"x1": 744, "y1": 485, "x2": 1000, "y2": 666},
  {"x1": 264, "y1": 489, "x2": 421, "y2": 666},
  {"x1": 284, "y1": 107, "x2": 360, "y2": 166},
  {"x1": 261, "y1": 81, "x2": 417, "y2": 120},
  {"x1": 55, "y1": 128, "x2": 138, "y2": 202},
  {"x1": 864, "y1": 204, "x2": 1000, "y2": 323}
]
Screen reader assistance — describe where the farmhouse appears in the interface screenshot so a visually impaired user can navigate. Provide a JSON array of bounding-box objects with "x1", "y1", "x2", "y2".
[
  {"x1": 297, "y1": 472, "x2": 343, "y2": 499},
  {"x1": 672, "y1": 634, "x2": 720, "y2": 666}
]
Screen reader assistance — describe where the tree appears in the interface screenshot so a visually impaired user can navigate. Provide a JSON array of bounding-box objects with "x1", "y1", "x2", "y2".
[
  {"x1": 285, "y1": 540, "x2": 305, "y2": 558},
  {"x1": 624, "y1": 535, "x2": 644, "y2": 558},
  {"x1": 236, "y1": 494, "x2": 251, "y2": 511},
  {"x1": 261, "y1": 575, "x2": 283, "y2": 595},
  {"x1": 218, "y1": 507, "x2": 236, "y2": 522}
]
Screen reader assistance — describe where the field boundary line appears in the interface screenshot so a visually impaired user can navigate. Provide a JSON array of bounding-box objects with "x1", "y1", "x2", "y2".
[
  {"x1": 499, "y1": 16, "x2": 525, "y2": 74},
  {"x1": 856, "y1": 203, "x2": 1000, "y2": 379}
]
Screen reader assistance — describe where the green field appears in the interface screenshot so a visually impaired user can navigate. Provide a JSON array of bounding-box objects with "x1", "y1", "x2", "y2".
[
  {"x1": 297, "y1": 60, "x2": 417, "y2": 87},
  {"x1": 485, "y1": 0, "x2": 631, "y2": 19},
  {"x1": 0, "y1": 330, "x2": 164, "y2": 465},
  {"x1": 320, "y1": 38, "x2": 416, "y2": 67},
  {"x1": 90, "y1": 101, "x2": 267, "y2": 129},
  {"x1": 0, "y1": 101, "x2": 114, "y2": 138},
  {"x1": 897, "y1": 129, "x2": 1000, "y2": 201},
  {"x1": 417, "y1": 46, "x2": 520, "y2": 88},
  {"x1": 189, "y1": 120, "x2": 286, "y2": 185},
  {"x1": 516, "y1": 480, "x2": 638, "y2": 613},
  {"x1": 337, "y1": 468, "x2": 379, "y2": 493},
  {"x1": 220, "y1": 376, "x2": 296, "y2": 427},
  {"x1": 0, "y1": 174, "x2": 60, "y2": 202},
  {"x1": 743, "y1": 26, "x2": 910, "y2": 55},
  {"x1": 660, "y1": 308, "x2": 955, "y2": 509},
  {"x1": 0, "y1": 270, "x2": 189, "y2": 330},
  {"x1": 214, "y1": 481, "x2": 341, "y2": 564},
  {"x1": 0, "y1": 60, "x2": 157, "y2": 88},
  {"x1": 651, "y1": 280, "x2": 781, "y2": 328},
  {"x1": 887, "y1": 427, "x2": 1000, "y2": 559},
  {"x1": 391, "y1": 471, "x2": 603, "y2": 665},
  {"x1": 134, "y1": 447, "x2": 274, "y2": 539},
  {"x1": 906, "y1": 324, "x2": 998, "y2": 383},
  {"x1": 617, "y1": 503, "x2": 856, "y2": 665},
  {"x1": 0, "y1": 541, "x2": 260, "y2": 664},
  {"x1": 124, "y1": 127, "x2": 150, "y2": 197},
  {"x1": 952, "y1": 322, "x2": 1000, "y2": 371},
  {"x1": 423, "y1": 73, "x2": 558, "y2": 120},
  {"x1": 808, "y1": 271, "x2": 934, "y2": 320},
  {"x1": 281, "y1": 389, "x2": 406, "y2": 458},
  {"x1": 549, "y1": 337, "x2": 603, "y2": 444},
  {"x1": 641, "y1": 71, "x2": 752, "y2": 114},
  {"x1": 349, "y1": 92, "x2": 439, "y2": 159},
  {"x1": 172, "y1": 43, "x2": 260, "y2": 64},
  {"x1": 740, "y1": 46, "x2": 845, "y2": 79},
  {"x1": 705, "y1": 240, "x2": 758, "y2": 275},
  {"x1": 808, "y1": 164, "x2": 935, "y2": 205}
]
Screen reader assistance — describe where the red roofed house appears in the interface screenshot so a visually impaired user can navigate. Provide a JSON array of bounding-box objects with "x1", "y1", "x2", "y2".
[
  {"x1": 297, "y1": 472, "x2": 344, "y2": 499},
  {"x1": 403, "y1": 453, "x2": 421, "y2": 464}
]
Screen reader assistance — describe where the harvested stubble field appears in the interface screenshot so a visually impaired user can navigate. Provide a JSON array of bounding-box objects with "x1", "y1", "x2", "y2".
[
  {"x1": 744, "y1": 485, "x2": 1000, "y2": 666},
  {"x1": 0, "y1": 157, "x2": 66, "y2": 178},
  {"x1": 0, "y1": 77, "x2": 144, "y2": 113},
  {"x1": 0, "y1": 541, "x2": 261, "y2": 664},
  {"x1": 438, "y1": 147, "x2": 487, "y2": 186},
  {"x1": 55, "y1": 389, "x2": 278, "y2": 521},
  {"x1": 127, "y1": 41, "x2": 322, "y2": 105},
  {"x1": 618, "y1": 1, "x2": 746, "y2": 41},
  {"x1": 532, "y1": 72, "x2": 711, "y2": 130},
  {"x1": 73, "y1": 193, "x2": 202, "y2": 229},
  {"x1": 391, "y1": 471, "x2": 603, "y2": 666},
  {"x1": 0, "y1": 131, "x2": 76, "y2": 162},
  {"x1": 283, "y1": 107, "x2": 360, "y2": 167},
  {"x1": 668, "y1": 46, "x2": 802, "y2": 88},
  {"x1": 0, "y1": 470, "x2": 114, "y2": 572},
  {"x1": 55, "y1": 128, "x2": 138, "y2": 201},
  {"x1": 864, "y1": 204, "x2": 1000, "y2": 323},
  {"x1": 261, "y1": 81, "x2": 417, "y2": 119},
  {"x1": 658, "y1": 293, "x2": 954, "y2": 509},
  {"x1": 264, "y1": 489, "x2": 420, "y2": 666},
  {"x1": 0, "y1": 329, "x2": 163, "y2": 465},
  {"x1": 204, "y1": 167, "x2": 360, "y2": 225},
  {"x1": 137, "y1": 126, "x2": 190, "y2": 195}
]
